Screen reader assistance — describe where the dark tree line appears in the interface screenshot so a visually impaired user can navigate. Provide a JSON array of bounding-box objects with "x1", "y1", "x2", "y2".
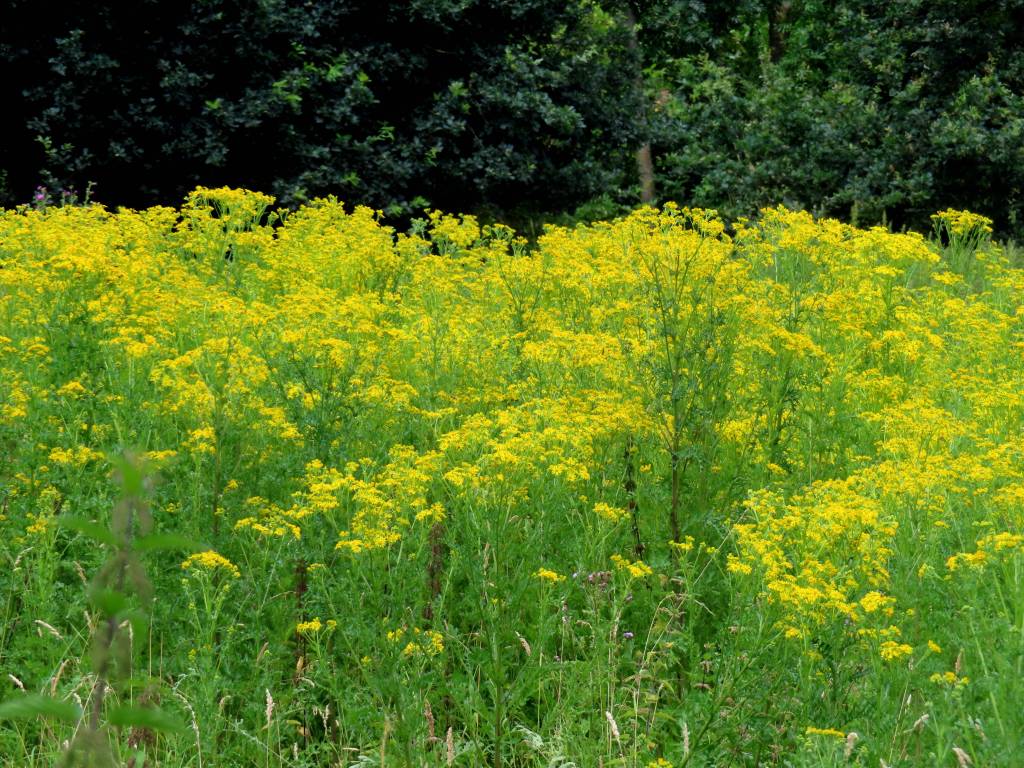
[{"x1": 2, "y1": 0, "x2": 1023, "y2": 236}]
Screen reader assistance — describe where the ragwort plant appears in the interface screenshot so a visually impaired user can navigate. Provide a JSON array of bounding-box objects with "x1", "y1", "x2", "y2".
[{"x1": 1, "y1": 190, "x2": 1022, "y2": 766}]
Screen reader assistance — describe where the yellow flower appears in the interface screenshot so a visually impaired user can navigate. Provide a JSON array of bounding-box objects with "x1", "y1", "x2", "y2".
[
  {"x1": 611, "y1": 554, "x2": 653, "y2": 579},
  {"x1": 25, "y1": 513, "x2": 52, "y2": 537},
  {"x1": 879, "y1": 641, "x2": 913, "y2": 662},
  {"x1": 414, "y1": 502, "x2": 446, "y2": 523},
  {"x1": 858, "y1": 591, "x2": 894, "y2": 615},
  {"x1": 930, "y1": 671, "x2": 969, "y2": 687},
  {"x1": 48, "y1": 446, "x2": 104, "y2": 467},
  {"x1": 387, "y1": 626, "x2": 444, "y2": 656},
  {"x1": 56, "y1": 380, "x2": 88, "y2": 398},
  {"x1": 297, "y1": 617, "x2": 336, "y2": 636},
  {"x1": 143, "y1": 449, "x2": 178, "y2": 464},
  {"x1": 534, "y1": 568, "x2": 565, "y2": 583},
  {"x1": 930, "y1": 208, "x2": 993, "y2": 237},
  {"x1": 725, "y1": 554, "x2": 753, "y2": 575},
  {"x1": 296, "y1": 618, "x2": 323, "y2": 635},
  {"x1": 670, "y1": 536, "x2": 695, "y2": 554},
  {"x1": 593, "y1": 502, "x2": 628, "y2": 523},
  {"x1": 805, "y1": 727, "x2": 846, "y2": 739},
  {"x1": 181, "y1": 550, "x2": 241, "y2": 578},
  {"x1": 184, "y1": 426, "x2": 217, "y2": 455}
]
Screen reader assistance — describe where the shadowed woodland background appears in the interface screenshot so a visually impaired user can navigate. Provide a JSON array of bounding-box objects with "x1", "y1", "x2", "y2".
[{"x1": 2, "y1": 0, "x2": 1023, "y2": 236}]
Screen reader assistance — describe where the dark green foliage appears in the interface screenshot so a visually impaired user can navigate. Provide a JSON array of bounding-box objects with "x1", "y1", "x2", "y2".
[
  {"x1": 2, "y1": 0, "x2": 1023, "y2": 235},
  {"x1": 651, "y1": 0, "x2": 1024, "y2": 236},
  {"x1": 1, "y1": 0, "x2": 639, "y2": 217}
]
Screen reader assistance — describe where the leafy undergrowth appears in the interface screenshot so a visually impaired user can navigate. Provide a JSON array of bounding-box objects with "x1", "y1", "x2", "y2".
[{"x1": 1, "y1": 189, "x2": 1022, "y2": 766}]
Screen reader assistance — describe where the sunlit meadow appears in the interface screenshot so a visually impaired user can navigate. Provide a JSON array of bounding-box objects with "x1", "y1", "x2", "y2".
[{"x1": 1, "y1": 189, "x2": 1022, "y2": 766}]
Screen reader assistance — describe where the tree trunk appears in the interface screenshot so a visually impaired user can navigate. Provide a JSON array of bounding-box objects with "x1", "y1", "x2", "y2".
[
  {"x1": 624, "y1": 4, "x2": 655, "y2": 204},
  {"x1": 636, "y1": 143, "x2": 655, "y2": 205},
  {"x1": 768, "y1": 0, "x2": 792, "y2": 63}
]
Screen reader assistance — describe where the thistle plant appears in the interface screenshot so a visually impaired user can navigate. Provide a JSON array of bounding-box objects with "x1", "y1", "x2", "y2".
[{"x1": 0, "y1": 454, "x2": 185, "y2": 767}]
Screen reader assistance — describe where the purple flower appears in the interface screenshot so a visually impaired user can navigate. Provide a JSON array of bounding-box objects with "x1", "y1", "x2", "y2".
[{"x1": 623, "y1": 631, "x2": 634, "y2": 640}]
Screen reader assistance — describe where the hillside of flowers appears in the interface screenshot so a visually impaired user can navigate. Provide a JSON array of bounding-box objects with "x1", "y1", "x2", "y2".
[{"x1": 1, "y1": 188, "x2": 1022, "y2": 766}]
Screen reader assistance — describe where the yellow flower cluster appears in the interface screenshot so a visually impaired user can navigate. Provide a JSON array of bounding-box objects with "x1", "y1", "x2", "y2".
[
  {"x1": 930, "y1": 671, "x2": 969, "y2": 688},
  {"x1": 879, "y1": 640, "x2": 913, "y2": 662},
  {"x1": 946, "y1": 532, "x2": 1024, "y2": 572},
  {"x1": 594, "y1": 502, "x2": 628, "y2": 523},
  {"x1": 234, "y1": 497, "x2": 302, "y2": 540},
  {"x1": 386, "y1": 626, "x2": 445, "y2": 657},
  {"x1": 930, "y1": 208, "x2": 993, "y2": 238},
  {"x1": 533, "y1": 568, "x2": 566, "y2": 583},
  {"x1": 181, "y1": 550, "x2": 241, "y2": 579},
  {"x1": 805, "y1": 727, "x2": 846, "y2": 739},
  {"x1": 611, "y1": 554, "x2": 653, "y2": 579},
  {"x1": 48, "y1": 446, "x2": 104, "y2": 466},
  {"x1": 296, "y1": 617, "x2": 337, "y2": 635}
]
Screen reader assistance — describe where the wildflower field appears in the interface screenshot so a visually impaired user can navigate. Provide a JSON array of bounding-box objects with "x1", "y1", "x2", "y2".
[{"x1": 1, "y1": 188, "x2": 1022, "y2": 766}]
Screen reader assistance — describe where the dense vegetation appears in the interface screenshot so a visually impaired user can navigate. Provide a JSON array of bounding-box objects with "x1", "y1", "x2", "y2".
[
  {"x1": 3, "y1": 1, "x2": 1024, "y2": 235},
  {"x1": 1, "y1": 189, "x2": 1022, "y2": 765},
  {"x1": 2, "y1": 2, "x2": 1023, "y2": 764}
]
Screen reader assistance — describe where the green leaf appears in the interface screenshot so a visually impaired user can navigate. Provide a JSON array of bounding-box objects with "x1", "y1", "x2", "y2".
[
  {"x1": 90, "y1": 588, "x2": 128, "y2": 616},
  {"x1": 0, "y1": 694, "x2": 81, "y2": 722},
  {"x1": 111, "y1": 455, "x2": 145, "y2": 496},
  {"x1": 108, "y1": 705, "x2": 185, "y2": 734},
  {"x1": 135, "y1": 533, "x2": 195, "y2": 553},
  {"x1": 56, "y1": 517, "x2": 118, "y2": 547},
  {"x1": 121, "y1": 609, "x2": 151, "y2": 639}
]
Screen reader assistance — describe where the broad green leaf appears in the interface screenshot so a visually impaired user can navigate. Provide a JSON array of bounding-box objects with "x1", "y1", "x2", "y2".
[
  {"x1": 0, "y1": 694, "x2": 81, "y2": 722},
  {"x1": 110, "y1": 454, "x2": 145, "y2": 496},
  {"x1": 108, "y1": 705, "x2": 185, "y2": 734},
  {"x1": 90, "y1": 588, "x2": 128, "y2": 616},
  {"x1": 135, "y1": 533, "x2": 196, "y2": 553},
  {"x1": 56, "y1": 517, "x2": 118, "y2": 547}
]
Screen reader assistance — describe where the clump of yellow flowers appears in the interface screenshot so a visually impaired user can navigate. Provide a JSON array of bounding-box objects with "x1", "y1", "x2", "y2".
[
  {"x1": 296, "y1": 617, "x2": 337, "y2": 635},
  {"x1": 181, "y1": 550, "x2": 241, "y2": 579}
]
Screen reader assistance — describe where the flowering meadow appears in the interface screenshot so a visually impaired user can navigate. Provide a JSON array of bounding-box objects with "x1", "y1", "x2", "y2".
[{"x1": 1, "y1": 188, "x2": 1022, "y2": 766}]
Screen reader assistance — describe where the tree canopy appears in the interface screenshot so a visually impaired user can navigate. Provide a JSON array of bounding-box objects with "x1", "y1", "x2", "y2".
[{"x1": 3, "y1": 0, "x2": 1022, "y2": 235}]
